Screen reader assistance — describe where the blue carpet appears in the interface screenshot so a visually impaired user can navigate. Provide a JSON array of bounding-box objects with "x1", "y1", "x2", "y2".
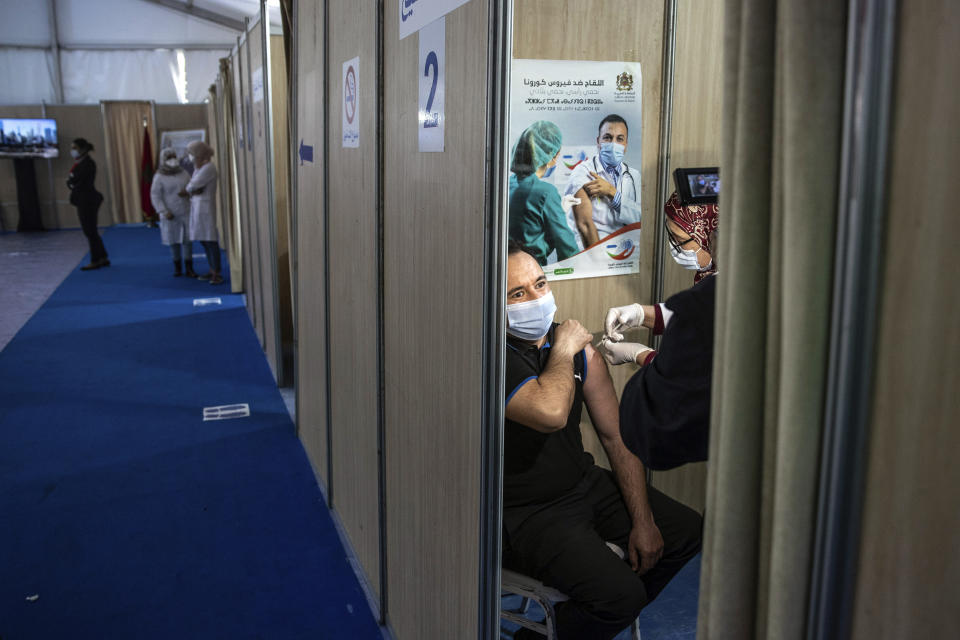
[{"x1": 0, "y1": 227, "x2": 382, "y2": 639}]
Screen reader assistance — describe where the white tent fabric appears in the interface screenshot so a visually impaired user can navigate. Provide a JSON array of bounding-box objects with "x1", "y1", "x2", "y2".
[
  {"x1": 185, "y1": 50, "x2": 231, "y2": 103},
  {"x1": 54, "y1": 0, "x2": 237, "y2": 48},
  {"x1": 0, "y1": 50, "x2": 57, "y2": 104},
  {"x1": 0, "y1": 0, "x2": 51, "y2": 46},
  {"x1": 61, "y1": 49, "x2": 182, "y2": 104},
  {"x1": 0, "y1": 0, "x2": 274, "y2": 105}
]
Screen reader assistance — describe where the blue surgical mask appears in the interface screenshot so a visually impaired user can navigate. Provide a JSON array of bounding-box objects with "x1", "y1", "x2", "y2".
[
  {"x1": 507, "y1": 291, "x2": 557, "y2": 340},
  {"x1": 598, "y1": 142, "x2": 625, "y2": 168}
]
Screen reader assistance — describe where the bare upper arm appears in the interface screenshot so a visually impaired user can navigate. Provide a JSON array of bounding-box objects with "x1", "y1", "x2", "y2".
[
  {"x1": 582, "y1": 343, "x2": 622, "y2": 441},
  {"x1": 572, "y1": 188, "x2": 593, "y2": 223},
  {"x1": 505, "y1": 376, "x2": 568, "y2": 433}
]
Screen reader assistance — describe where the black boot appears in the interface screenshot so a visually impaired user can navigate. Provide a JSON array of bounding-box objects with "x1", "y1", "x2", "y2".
[
  {"x1": 173, "y1": 259, "x2": 183, "y2": 277},
  {"x1": 184, "y1": 260, "x2": 198, "y2": 278}
]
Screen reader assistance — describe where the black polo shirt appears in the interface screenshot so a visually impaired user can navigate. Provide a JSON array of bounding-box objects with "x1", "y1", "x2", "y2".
[{"x1": 504, "y1": 323, "x2": 594, "y2": 509}]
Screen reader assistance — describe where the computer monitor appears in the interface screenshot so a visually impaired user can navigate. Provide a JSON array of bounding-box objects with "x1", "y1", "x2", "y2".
[
  {"x1": 674, "y1": 167, "x2": 719, "y2": 205},
  {"x1": 0, "y1": 118, "x2": 59, "y2": 159}
]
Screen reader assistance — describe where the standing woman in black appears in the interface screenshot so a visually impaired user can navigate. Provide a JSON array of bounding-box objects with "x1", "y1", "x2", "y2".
[{"x1": 67, "y1": 137, "x2": 109, "y2": 270}]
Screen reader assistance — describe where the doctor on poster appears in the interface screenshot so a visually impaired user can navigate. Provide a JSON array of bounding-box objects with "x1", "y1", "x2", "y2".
[
  {"x1": 564, "y1": 114, "x2": 642, "y2": 249},
  {"x1": 510, "y1": 59, "x2": 642, "y2": 280}
]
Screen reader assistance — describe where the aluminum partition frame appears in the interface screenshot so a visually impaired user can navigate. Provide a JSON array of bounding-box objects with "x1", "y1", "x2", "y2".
[
  {"x1": 244, "y1": 19, "x2": 268, "y2": 345},
  {"x1": 478, "y1": 0, "x2": 513, "y2": 637},
  {"x1": 807, "y1": 0, "x2": 897, "y2": 638},
  {"x1": 649, "y1": 0, "x2": 678, "y2": 349},
  {"x1": 260, "y1": 0, "x2": 286, "y2": 387},
  {"x1": 235, "y1": 32, "x2": 256, "y2": 323},
  {"x1": 322, "y1": 0, "x2": 334, "y2": 508},
  {"x1": 291, "y1": 0, "x2": 301, "y2": 437},
  {"x1": 374, "y1": 0, "x2": 388, "y2": 627}
]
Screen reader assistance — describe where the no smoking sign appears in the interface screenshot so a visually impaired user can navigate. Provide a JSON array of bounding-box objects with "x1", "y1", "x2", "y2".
[{"x1": 342, "y1": 57, "x2": 360, "y2": 148}]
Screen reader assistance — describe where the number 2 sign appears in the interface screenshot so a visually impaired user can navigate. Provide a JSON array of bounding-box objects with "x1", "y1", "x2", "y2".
[{"x1": 418, "y1": 17, "x2": 445, "y2": 152}]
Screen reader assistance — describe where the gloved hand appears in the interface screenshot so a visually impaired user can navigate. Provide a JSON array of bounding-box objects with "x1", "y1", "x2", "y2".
[
  {"x1": 604, "y1": 303, "x2": 644, "y2": 342},
  {"x1": 560, "y1": 194, "x2": 581, "y2": 215},
  {"x1": 599, "y1": 338, "x2": 651, "y2": 366}
]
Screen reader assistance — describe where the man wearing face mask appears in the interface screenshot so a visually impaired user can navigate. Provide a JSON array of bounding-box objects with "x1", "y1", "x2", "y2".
[
  {"x1": 599, "y1": 193, "x2": 718, "y2": 470},
  {"x1": 503, "y1": 241, "x2": 703, "y2": 640},
  {"x1": 564, "y1": 114, "x2": 642, "y2": 249}
]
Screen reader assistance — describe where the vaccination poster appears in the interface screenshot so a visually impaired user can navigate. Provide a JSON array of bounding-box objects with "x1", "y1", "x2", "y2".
[
  {"x1": 159, "y1": 129, "x2": 206, "y2": 174},
  {"x1": 510, "y1": 60, "x2": 642, "y2": 281}
]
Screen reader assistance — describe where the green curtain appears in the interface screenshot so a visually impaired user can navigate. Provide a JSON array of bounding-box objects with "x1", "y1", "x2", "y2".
[
  {"x1": 850, "y1": 1, "x2": 960, "y2": 637},
  {"x1": 698, "y1": 1, "x2": 846, "y2": 638}
]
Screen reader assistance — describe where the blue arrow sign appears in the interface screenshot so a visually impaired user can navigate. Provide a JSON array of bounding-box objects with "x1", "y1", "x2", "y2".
[{"x1": 299, "y1": 139, "x2": 314, "y2": 165}]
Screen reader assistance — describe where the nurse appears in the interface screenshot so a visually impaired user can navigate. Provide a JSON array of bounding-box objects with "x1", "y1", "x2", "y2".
[
  {"x1": 181, "y1": 140, "x2": 223, "y2": 285},
  {"x1": 598, "y1": 193, "x2": 718, "y2": 470},
  {"x1": 150, "y1": 148, "x2": 195, "y2": 277},
  {"x1": 508, "y1": 120, "x2": 580, "y2": 266}
]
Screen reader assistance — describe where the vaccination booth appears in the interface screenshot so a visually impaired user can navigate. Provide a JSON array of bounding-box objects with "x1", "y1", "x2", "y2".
[{"x1": 243, "y1": 0, "x2": 959, "y2": 638}]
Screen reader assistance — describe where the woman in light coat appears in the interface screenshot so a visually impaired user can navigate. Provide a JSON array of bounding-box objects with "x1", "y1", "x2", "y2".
[
  {"x1": 181, "y1": 140, "x2": 223, "y2": 285},
  {"x1": 150, "y1": 147, "x2": 195, "y2": 277}
]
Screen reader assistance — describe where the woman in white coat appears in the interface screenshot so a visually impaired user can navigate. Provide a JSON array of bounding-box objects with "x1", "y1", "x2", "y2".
[
  {"x1": 150, "y1": 148, "x2": 195, "y2": 277},
  {"x1": 181, "y1": 140, "x2": 223, "y2": 285}
]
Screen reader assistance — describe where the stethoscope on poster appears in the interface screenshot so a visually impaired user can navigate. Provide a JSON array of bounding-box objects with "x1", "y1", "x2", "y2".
[{"x1": 591, "y1": 156, "x2": 638, "y2": 199}]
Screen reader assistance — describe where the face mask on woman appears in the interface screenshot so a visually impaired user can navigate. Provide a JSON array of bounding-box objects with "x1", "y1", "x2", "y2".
[
  {"x1": 506, "y1": 291, "x2": 557, "y2": 340},
  {"x1": 670, "y1": 243, "x2": 704, "y2": 270},
  {"x1": 164, "y1": 158, "x2": 179, "y2": 168},
  {"x1": 70, "y1": 149, "x2": 80, "y2": 159},
  {"x1": 598, "y1": 142, "x2": 625, "y2": 167},
  {"x1": 188, "y1": 154, "x2": 196, "y2": 164}
]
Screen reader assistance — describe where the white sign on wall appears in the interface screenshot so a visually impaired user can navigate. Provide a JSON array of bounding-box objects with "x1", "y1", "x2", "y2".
[
  {"x1": 342, "y1": 57, "x2": 360, "y2": 148},
  {"x1": 252, "y1": 66, "x2": 264, "y2": 103},
  {"x1": 399, "y1": 0, "x2": 472, "y2": 40},
  {"x1": 418, "y1": 18, "x2": 445, "y2": 152}
]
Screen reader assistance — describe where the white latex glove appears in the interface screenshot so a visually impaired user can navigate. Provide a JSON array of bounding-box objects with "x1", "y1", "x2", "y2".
[
  {"x1": 604, "y1": 303, "x2": 645, "y2": 342},
  {"x1": 560, "y1": 194, "x2": 581, "y2": 215},
  {"x1": 599, "y1": 338, "x2": 650, "y2": 366}
]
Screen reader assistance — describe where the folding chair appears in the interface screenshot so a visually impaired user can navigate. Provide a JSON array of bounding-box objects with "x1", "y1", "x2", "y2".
[{"x1": 499, "y1": 543, "x2": 641, "y2": 639}]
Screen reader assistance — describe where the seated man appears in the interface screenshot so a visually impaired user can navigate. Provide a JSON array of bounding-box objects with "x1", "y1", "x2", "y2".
[{"x1": 503, "y1": 241, "x2": 703, "y2": 640}]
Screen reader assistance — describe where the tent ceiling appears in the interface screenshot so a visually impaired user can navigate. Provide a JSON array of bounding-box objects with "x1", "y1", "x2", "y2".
[{"x1": 0, "y1": 0, "x2": 281, "y2": 49}]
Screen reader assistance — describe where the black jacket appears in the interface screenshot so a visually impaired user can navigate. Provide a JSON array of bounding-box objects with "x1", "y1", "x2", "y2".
[
  {"x1": 619, "y1": 275, "x2": 716, "y2": 470},
  {"x1": 67, "y1": 154, "x2": 104, "y2": 207}
]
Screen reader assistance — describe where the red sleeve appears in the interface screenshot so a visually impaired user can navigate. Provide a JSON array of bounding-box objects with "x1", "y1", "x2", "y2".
[{"x1": 652, "y1": 304, "x2": 665, "y2": 335}]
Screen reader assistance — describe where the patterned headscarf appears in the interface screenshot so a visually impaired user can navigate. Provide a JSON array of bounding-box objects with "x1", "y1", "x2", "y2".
[{"x1": 664, "y1": 191, "x2": 719, "y2": 283}]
